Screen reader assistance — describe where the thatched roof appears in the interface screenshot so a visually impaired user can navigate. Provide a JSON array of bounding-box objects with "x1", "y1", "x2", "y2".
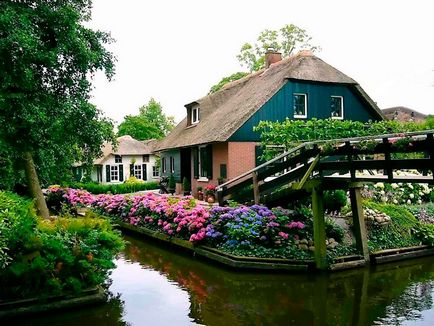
[
  {"x1": 382, "y1": 107, "x2": 427, "y2": 122},
  {"x1": 94, "y1": 135, "x2": 156, "y2": 164},
  {"x1": 156, "y1": 51, "x2": 384, "y2": 151}
]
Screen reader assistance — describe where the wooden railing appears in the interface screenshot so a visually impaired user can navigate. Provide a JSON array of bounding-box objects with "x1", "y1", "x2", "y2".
[{"x1": 216, "y1": 130, "x2": 434, "y2": 205}]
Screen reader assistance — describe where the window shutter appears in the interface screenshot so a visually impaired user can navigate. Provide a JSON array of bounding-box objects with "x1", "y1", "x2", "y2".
[
  {"x1": 106, "y1": 165, "x2": 110, "y2": 182},
  {"x1": 119, "y1": 164, "x2": 124, "y2": 182},
  {"x1": 193, "y1": 148, "x2": 199, "y2": 179},
  {"x1": 130, "y1": 164, "x2": 134, "y2": 178},
  {"x1": 206, "y1": 145, "x2": 213, "y2": 180},
  {"x1": 220, "y1": 164, "x2": 227, "y2": 179},
  {"x1": 142, "y1": 164, "x2": 147, "y2": 181}
]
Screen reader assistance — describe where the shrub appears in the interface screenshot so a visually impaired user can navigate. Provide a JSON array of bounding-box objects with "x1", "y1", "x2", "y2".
[
  {"x1": 323, "y1": 190, "x2": 347, "y2": 212},
  {"x1": 168, "y1": 174, "x2": 176, "y2": 191},
  {"x1": 0, "y1": 191, "x2": 124, "y2": 300},
  {"x1": 68, "y1": 181, "x2": 159, "y2": 194},
  {"x1": 182, "y1": 177, "x2": 191, "y2": 193},
  {"x1": 325, "y1": 218, "x2": 345, "y2": 242}
]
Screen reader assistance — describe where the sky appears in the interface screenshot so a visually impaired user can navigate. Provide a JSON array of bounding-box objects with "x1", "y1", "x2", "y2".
[{"x1": 89, "y1": 0, "x2": 434, "y2": 125}]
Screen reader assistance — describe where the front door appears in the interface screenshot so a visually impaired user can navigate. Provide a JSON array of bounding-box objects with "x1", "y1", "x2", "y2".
[{"x1": 180, "y1": 148, "x2": 192, "y2": 184}]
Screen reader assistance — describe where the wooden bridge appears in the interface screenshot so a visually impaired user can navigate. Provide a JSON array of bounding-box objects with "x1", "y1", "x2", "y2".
[{"x1": 216, "y1": 130, "x2": 434, "y2": 270}]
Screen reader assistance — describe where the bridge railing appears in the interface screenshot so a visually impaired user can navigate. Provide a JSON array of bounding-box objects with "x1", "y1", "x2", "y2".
[{"x1": 216, "y1": 130, "x2": 434, "y2": 205}]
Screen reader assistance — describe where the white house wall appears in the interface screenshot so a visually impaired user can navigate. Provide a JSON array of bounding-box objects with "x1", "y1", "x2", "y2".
[{"x1": 95, "y1": 154, "x2": 159, "y2": 184}]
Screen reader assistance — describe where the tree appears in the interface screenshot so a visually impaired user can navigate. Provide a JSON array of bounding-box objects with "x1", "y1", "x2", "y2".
[
  {"x1": 0, "y1": 1, "x2": 116, "y2": 218},
  {"x1": 237, "y1": 24, "x2": 320, "y2": 72},
  {"x1": 118, "y1": 98, "x2": 175, "y2": 140},
  {"x1": 209, "y1": 72, "x2": 248, "y2": 94}
]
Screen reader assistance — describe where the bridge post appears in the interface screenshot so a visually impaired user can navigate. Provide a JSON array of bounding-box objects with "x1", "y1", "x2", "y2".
[
  {"x1": 252, "y1": 172, "x2": 260, "y2": 205},
  {"x1": 312, "y1": 186, "x2": 328, "y2": 270},
  {"x1": 349, "y1": 186, "x2": 370, "y2": 262}
]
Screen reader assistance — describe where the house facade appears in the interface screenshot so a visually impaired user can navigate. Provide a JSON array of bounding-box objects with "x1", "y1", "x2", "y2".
[
  {"x1": 155, "y1": 50, "x2": 384, "y2": 194},
  {"x1": 74, "y1": 135, "x2": 159, "y2": 184}
]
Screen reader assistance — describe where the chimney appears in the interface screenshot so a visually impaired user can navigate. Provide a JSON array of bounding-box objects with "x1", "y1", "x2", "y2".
[{"x1": 265, "y1": 48, "x2": 282, "y2": 68}]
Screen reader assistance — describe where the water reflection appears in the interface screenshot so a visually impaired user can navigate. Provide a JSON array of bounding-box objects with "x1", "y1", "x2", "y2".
[{"x1": 9, "y1": 233, "x2": 434, "y2": 325}]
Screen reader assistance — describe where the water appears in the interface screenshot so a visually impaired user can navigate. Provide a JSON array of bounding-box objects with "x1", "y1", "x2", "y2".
[{"x1": 11, "y1": 233, "x2": 434, "y2": 325}]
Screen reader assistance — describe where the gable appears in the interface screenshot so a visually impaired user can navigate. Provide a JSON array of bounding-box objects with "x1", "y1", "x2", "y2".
[{"x1": 229, "y1": 80, "x2": 383, "y2": 142}]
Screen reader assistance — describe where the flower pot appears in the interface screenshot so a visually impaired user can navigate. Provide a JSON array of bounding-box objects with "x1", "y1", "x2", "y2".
[
  {"x1": 197, "y1": 191, "x2": 204, "y2": 201},
  {"x1": 207, "y1": 195, "x2": 215, "y2": 204}
]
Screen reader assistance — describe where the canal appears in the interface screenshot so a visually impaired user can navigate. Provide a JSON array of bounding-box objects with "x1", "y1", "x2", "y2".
[{"x1": 13, "y1": 233, "x2": 434, "y2": 325}]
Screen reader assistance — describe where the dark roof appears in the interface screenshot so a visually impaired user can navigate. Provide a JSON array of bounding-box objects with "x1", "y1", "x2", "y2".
[
  {"x1": 94, "y1": 136, "x2": 156, "y2": 164},
  {"x1": 156, "y1": 51, "x2": 384, "y2": 151},
  {"x1": 382, "y1": 107, "x2": 427, "y2": 122}
]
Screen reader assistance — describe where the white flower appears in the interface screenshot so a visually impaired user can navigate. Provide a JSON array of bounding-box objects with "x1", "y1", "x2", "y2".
[
  {"x1": 407, "y1": 199, "x2": 412, "y2": 204},
  {"x1": 393, "y1": 199, "x2": 398, "y2": 204},
  {"x1": 408, "y1": 184, "x2": 414, "y2": 190},
  {"x1": 374, "y1": 182, "x2": 384, "y2": 189},
  {"x1": 381, "y1": 196, "x2": 388, "y2": 202},
  {"x1": 417, "y1": 199, "x2": 422, "y2": 204},
  {"x1": 391, "y1": 183, "x2": 399, "y2": 189},
  {"x1": 419, "y1": 191, "x2": 424, "y2": 196},
  {"x1": 380, "y1": 190, "x2": 385, "y2": 195},
  {"x1": 409, "y1": 193, "x2": 414, "y2": 199}
]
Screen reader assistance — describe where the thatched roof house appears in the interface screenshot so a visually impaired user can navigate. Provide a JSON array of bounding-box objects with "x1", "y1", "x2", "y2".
[{"x1": 156, "y1": 50, "x2": 384, "y2": 193}]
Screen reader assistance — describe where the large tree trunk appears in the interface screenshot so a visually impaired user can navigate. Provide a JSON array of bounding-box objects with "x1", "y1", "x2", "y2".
[{"x1": 23, "y1": 151, "x2": 50, "y2": 219}]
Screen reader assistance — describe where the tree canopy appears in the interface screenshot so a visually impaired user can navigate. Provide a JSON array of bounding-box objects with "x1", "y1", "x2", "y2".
[
  {"x1": 117, "y1": 98, "x2": 175, "y2": 140},
  {"x1": 0, "y1": 0, "x2": 116, "y2": 217},
  {"x1": 237, "y1": 24, "x2": 320, "y2": 72}
]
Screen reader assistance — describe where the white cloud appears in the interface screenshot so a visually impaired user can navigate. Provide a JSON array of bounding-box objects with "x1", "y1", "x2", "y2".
[{"x1": 89, "y1": 0, "x2": 434, "y2": 125}]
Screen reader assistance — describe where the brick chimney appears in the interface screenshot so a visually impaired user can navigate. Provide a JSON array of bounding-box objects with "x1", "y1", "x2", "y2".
[{"x1": 265, "y1": 48, "x2": 282, "y2": 68}]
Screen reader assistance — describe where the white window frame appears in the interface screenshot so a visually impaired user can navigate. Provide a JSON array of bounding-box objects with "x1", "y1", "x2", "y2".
[
  {"x1": 330, "y1": 95, "x2": 344, "y2": 120},
  {"x1": 169, "y1": 156, "x2": 175, "y2": 174},
  {"x1": 191, "y1": 107, "x2": 200, "y2": 124},
  {"x1": 152, "y1": 166, "x2": 159, "y2": 178},
  {"x1": 293, "y1": 93, "x2": 307, "y2": 119},
  {"x1": 197, "y1": 145, "x2": 209, "y2": 182},
  {"x1": 110, "y1": 165, "x2": 119, "y2": 182},
  {"x1": 133, "y1": 164, "x2": 142, "y2": 180}
]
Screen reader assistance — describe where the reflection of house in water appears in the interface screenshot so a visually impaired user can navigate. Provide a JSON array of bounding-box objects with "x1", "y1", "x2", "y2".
[{"x1": 119, "y1": 235, "x2": 434, "y2": 326}]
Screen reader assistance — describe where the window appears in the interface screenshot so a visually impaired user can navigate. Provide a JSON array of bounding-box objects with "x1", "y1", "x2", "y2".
[
  {"x1": 133, "y1": 165, "x2": 142, "y2": 180},
  {"x1": 192, "y1": 107, "x2": 200, "y2": 124},
  {"x1": 162, "y1": 157, "x2": 167, "y2": 173},
  {"x1": 152, "y1": 166, "x2": 159, "y2": 177},
  {"x1": 142, "y1": 155, "x2": 150, "y2": 163},
  {"x1": 293, "y1": 93, "x2": 307, "y2": 118},
  {"x1": 169, "y1": 156, "x2": 175, "y2": 174},
  {"x1": 115, "y1": 155, "x2": 122, "y2": 163},
  {"x1": 110, "y1": 165, "x2": 119, "y2": 182},
  {"x1": 331, "y1": 96, "x2": 344, "y2": 119},
  {"x1": 193, "y1": 145, "x2": 212, "y2": 181}
]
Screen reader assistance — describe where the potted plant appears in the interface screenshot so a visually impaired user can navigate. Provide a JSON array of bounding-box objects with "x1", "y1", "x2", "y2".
[
  {"x1": 205, "y1": 184, "x2": 217, "y2": 203},
  {"x1": 182, "y1": 177, "x2": 191, "y2": 196},
  {"x1": 197, "y1": 186, "x2": 204, "y2": 201},
  {"x1": 168, "y1": 174, "x2": 176, "y2": 195},
  {"x1": 217, "y1": 177, "x2": 226, "y2": 185}
]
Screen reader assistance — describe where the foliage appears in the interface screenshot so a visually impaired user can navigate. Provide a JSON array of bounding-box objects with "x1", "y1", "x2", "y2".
[
  {"x1": 324, "y1": 190, "x2": 348, "y2": 212},
  {"x1": 124, "y1": 176, "x2": 144, "y2": 185},
  {"x1": 364, "y1": 202, "x2": 421, "y2": 250},
  {"x1": 362, "y1": 181, "x2": 431, "y2": 205},
  {"x1": 0, "y1": 191, "x2": 124, "y2": 299},
  {"x1": 168, "y1": 174, "x2": 176, "y2": 191},
  {"x1": 0, "y1": 0, "x2": 116, "y2": 215},
  {"x1": 405, "y1": 203, "x2": 434, "y2": 224},
  {"x1": 182, "y1": 177, "x2": 191, "y2": 193},
  {"x1": 208, "y1": 72, "x2": 248, "y2": 94},
  {"x1": 67, "y1": 181, "x2": 159, "y2": 195},
  {"x1": 255, "y1": 118, "x2": 424, "y2": 157},
  {"x1": 325, "y1": 218, "x2": 345, "y2": 242},
  {"x1": 117, "y1": 98, "x2": 175, "y2": 140},
  {"x1": 237, "y1": 24, "x2": 320, "y2": 72}
]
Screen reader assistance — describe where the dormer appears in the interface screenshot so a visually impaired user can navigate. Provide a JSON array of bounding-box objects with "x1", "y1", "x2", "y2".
[{"x1": 186, "y1": 102, "x2": 200, "y2": 127}]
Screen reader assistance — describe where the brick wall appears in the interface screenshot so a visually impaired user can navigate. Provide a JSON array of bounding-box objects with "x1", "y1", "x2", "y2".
[{"x1": 227, "y1": 142, "x2": 256, "y2": 180}]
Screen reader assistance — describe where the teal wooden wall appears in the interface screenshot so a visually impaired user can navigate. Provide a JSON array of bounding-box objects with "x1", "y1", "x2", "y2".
[
  {"x1": 229, "y1": 80, "x2": 381, "y2": 142},
  {"x1": 160, "y1": 149, "x2": 181, "y2": 181}
]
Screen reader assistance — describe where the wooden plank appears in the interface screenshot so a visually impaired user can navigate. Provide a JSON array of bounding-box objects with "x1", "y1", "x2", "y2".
[
  {"x1": 371, "y1": 248, "x2": 434, "y2": 264},
  {"x1": 325, "y1": 174, "x2": 434, "y2": 184},
  {"x1": 319, "y1": 158, "x2": 432, "y2": 171},
  {"x1": 258, "y1": 165, "x2": 308, "y2": 193},
  {"x1": 329, "y1": 259, "x2": 367, "y2": 271},
  {"x1": 293, "y1": 155, "x2": 319, "y2": 190},
  {"x1": 312, "y1": 187, "x2": 327, "y2": 270},
  {"x1": 350, "y1": 187, "x2": 370, "y2": 262},
  {"x1": 252, "y1": 171, "x2": 260, "y2": 205}
]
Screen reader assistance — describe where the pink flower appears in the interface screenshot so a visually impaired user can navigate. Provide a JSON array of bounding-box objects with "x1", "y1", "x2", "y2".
[{"x1": 278, "y1": 232, "x2": 289, "y2": 239}]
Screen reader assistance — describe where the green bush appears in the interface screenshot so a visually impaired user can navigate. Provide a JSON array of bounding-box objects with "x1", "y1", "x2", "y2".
[
  {"x1": 325, "y1": 218, "x2": 345, "y2": 242},
  {"x1": 324, "y1": 190, "x2": 347, "y2": 212},
  {"x1": 0, "y1": 191, "x2": 124, "y2": 300},
  {"x1": 69, "y1": 181, "x2": 159, "y2": 194}
]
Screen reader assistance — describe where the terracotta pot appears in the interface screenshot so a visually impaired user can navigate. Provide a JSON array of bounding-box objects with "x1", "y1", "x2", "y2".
[
  {"x1": 207, "y1": 195, "x2": 215, "y2": 204},
  {"x1": 197, "y1": 191, "x2": 204, "y2": 201}
]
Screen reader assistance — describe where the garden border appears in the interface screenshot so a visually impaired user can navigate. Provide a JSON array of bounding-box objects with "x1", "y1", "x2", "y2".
[{"x1": 0, "y1": 286, "x2": 107, "y2": 319}]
